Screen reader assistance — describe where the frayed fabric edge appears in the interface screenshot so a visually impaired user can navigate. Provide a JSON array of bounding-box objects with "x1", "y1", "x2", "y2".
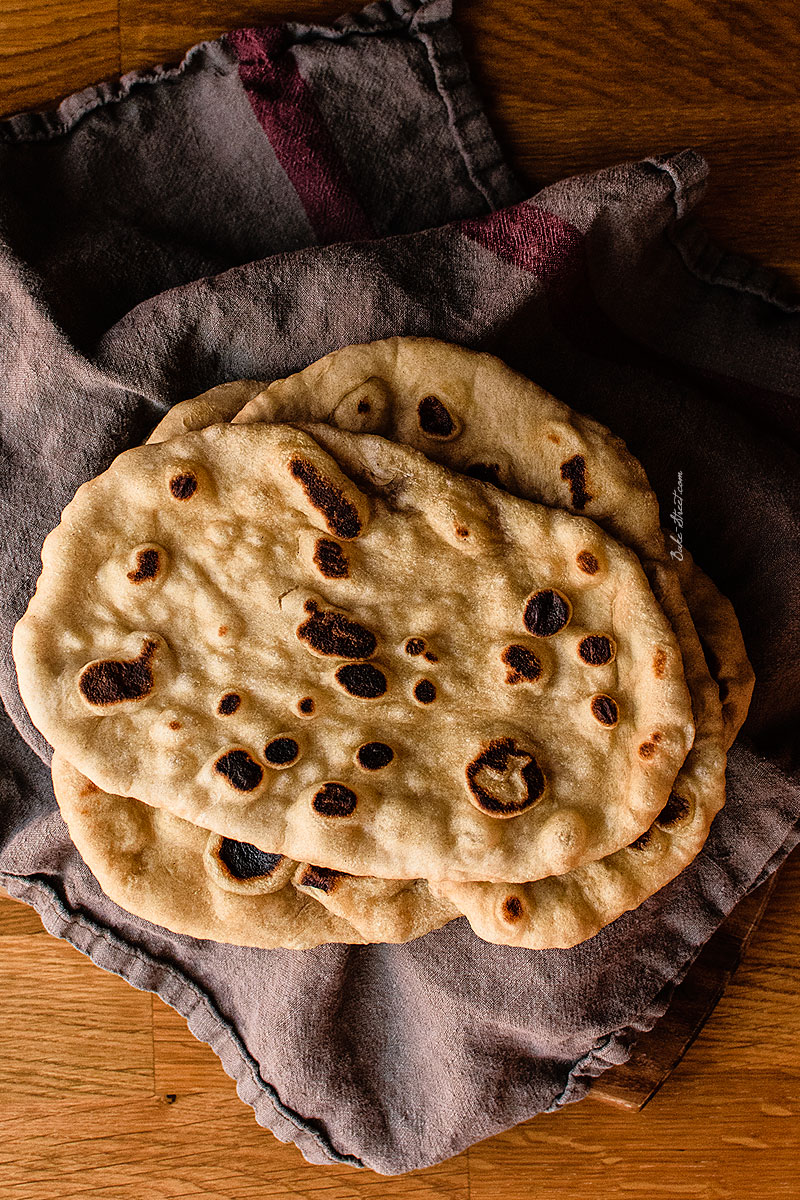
[{"x1": 0, "y1": 40, "x2": 237, "y2": 144}]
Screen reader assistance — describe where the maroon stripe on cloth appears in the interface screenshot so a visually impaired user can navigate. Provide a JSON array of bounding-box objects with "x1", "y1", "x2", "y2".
[
  {"x1": 460, "y1": 203, "x2": 584, "y2": 289},
  {"x1": 226, "y1": 26, "x2": 374, "y2": 244}
]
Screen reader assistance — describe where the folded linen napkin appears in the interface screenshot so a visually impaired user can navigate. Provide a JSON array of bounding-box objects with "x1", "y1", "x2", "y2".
[{"x1": 1, "y1": 0, "x2": 798, "y2": 1175}]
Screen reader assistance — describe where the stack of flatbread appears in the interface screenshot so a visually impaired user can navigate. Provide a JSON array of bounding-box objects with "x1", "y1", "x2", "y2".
[{"x1": 12, "y1": 339, "x2": 754, "y2": 950}]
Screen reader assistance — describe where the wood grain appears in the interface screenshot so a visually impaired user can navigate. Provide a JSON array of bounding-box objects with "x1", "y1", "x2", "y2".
[
  {"x1": 118, "y1": 0, "x2": 348, "y2": 73},
  {"x1": 0, "y1": 931, "x2": 153, "y2": 1100},
  {"x1": 0, "y1": 1091, "x2": 470, "y2": 1198},
  {"x1": 0, "y1": 0, "x2": 798, "y2": 1195},
  {"x1": 469, "y1": 1075, "x2": 800, "y2": 1200},
  {"x1": 0, "y1": 0, "x2": 118, "y2": 115}
]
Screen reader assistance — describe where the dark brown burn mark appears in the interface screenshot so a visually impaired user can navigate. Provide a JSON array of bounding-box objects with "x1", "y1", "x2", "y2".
[
  {"x1": 288, "y1": 455, "x2": 362, "y2": 539},
  {"x1": 417, "y1": 394, "x2": 457, "y2": 439},
  {"x1": 413, "y1": 679, "x2": 436, "y2": 704},
  {"x1": 79, "y1": 639, "x2": 157, "y2": 706},
  {"x1": 652, "y1": 648, "x2": 667, "y2": 678},
  {"x1": 218, "y1": 625, "x2": 228, "y2": 637},
  {"x1": 313, "y1": 538, "x2": 349, "y2": 580},
  {"x1": 356, "y1": 742, "x2": 394, "y2": 770},
  {"x1": 638, "y1": 740, "x2": 658, "y2": 759},
  {"x1": 356, "y1": 399, "x2": 371, "y2": 414},
  {"x1": 168, "y1": 720, "x2": 182, "y2": 731},
  {"x1": 578, "y1": 635, "x2": 616, "y2": 665},
  {"x1": 264, "y1": 737, "x2": 299, "y2": 766},
  {"x1": 127, "y1": 548, "x2": 160, "y2": 583},
  {"x1": 424, "y1": 651, "x2": 438, "y2": 662},
  {"x1": 590, "y1": 695, "x2": 619, "y2": 727},
  {"x1": 454, "y1": 524, "x2": 470, "y2": 539},
  {"x1": 501, "y1": 644, "x2": 542, "y2": 685},
  {"x1": 576, "y1": 550, "x2": 599, "y2": 575},
  {"x1": 548, "y1": 433, "x2": 561, "y2": 445},
  {"x1": 169, "y1": 471, "x2": 198, "y2": 500},
  {"x1": 501, "y1": 895, "x2": 525, "y2": 922},
  {"x1": 629, "y1": 829, "x2": 653, "y2": 851},
  {"x1": 298, "y1": 696, "x2": 315, "y2": 715},
  {"x1": 335, "y1": 662, "x2": 387, "y2": 699},
  {"x1": 523, "y1": 589, "x2": 572, "y2": 637},
  {"x1": 218, "y1": 839, "x2": 284, "y2": 880},
  {"x1": 405, "y1": 638, "x2": 425, "y2": 656},
  {"x1": 466, "y1": 738, "x2": 545, "y2": 817},
  {"x1": 214, "y1": 749, "x2": 264, "y2": 792},
  {"x1": 656, "y1": 791, "x2": 692, "y2": 828},
  {"x1": 465, "y1": 462, "x2": 502, "y2": 486},
  {"x1": 218, "y1": 692, "x2": 241, "y2": 716},
  {"x1": 560, "y1": 454, "x2": 592, "y2": 509},
  {"x1": 298, "y1": 864, "x2": 345, "y2": 893},
  {"x1": 297, "y1": 602, "x2": 376, "y2": 659},
  {"x1": 312, "y1": 782, "x2": 358, "y2": 818}
]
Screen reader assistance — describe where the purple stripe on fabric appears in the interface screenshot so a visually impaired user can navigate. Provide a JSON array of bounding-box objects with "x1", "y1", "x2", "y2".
[
  {"x1": 227, "y1": 26, "x2": 374, "y2": 244},
  {"x1": 460, "y1": 204, "x2": 584, "y2": 286}
]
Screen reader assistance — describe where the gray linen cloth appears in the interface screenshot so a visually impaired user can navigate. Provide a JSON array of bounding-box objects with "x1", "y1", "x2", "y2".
[{"x1": 1, "y1": 0, "x2": 798, "y2": 1175}]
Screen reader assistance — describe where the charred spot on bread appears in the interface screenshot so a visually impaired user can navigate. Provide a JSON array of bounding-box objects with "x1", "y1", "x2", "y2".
[
  {"x1": 578, "y1": 634, "x2": 616, "y2": 665},
  {"x1": 79, "y1": 639, "x2": 157, "y2": 706},
  {"x1": 169, "y1": 471, "x2": 198, "y2": 500},
  {"x1": 288, "y1": 455, "x2": 362, "y2": 538},
  {"x1": 214, "y1": 749, "x2": 264, "y2": 792},
  {"x1": 335, "y1": 662, "x2": 387, "y2": 699},
  {"x1": 523, "y1": 589, "x2": 572, "y2": 637},
  {"x1": 297, "y1": 603, "x2": 377, "y2": 659},
  {"x1": 590, "y1": 694, "x2": 619, "y2": 727},
  {"x1": 560, "y1": 455, "x2": 592, "y2": 509},
  {"x1": 501, "y1": 644, "x2": 542, "y2": 685},
  {"x1": 312, "y1": 782, "x2": 358, "y2": 817},
  {"x1": 264, "y1": 737, "x2": 299, "y2": 766},
  {"x1": 417, "y1": 395, "x2": 458, "y2": 439},
  {"x1": 356, "y1": 742, "x2": 394, "y2": 770},
  {"x1": 218, "y1": 839, "x2": 284, "y2": 880},
  {"x1": 466, "y1": 738, "x2": 545, "y2": 817},
  {"x1": 313, "y1": 538, "x2": 349, "y2": 579}
]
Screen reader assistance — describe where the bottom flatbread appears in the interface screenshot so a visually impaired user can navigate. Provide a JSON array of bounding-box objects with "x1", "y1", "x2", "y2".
[{"x1": 51, "y1": 753, "x2": 458, "y2": 949}]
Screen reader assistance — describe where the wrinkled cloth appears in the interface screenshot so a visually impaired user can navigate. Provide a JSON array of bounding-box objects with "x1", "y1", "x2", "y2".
[{"x1": 1, "y1": 0, "x2": 798, "y2": 1176}]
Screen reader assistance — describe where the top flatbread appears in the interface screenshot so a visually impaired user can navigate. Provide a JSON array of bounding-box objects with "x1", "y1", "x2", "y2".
[
  {"x1": 46, "y1": 373, "x2": 751, "y2": 951},
  {"x1": 14, "y1": 420, "x2": 694, "y2": 883}
]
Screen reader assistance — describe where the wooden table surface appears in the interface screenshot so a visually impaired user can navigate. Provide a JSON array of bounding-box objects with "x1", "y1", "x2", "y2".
[{"x1": 1, "y1": 1, "x2": 798, "y2": 1196}]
